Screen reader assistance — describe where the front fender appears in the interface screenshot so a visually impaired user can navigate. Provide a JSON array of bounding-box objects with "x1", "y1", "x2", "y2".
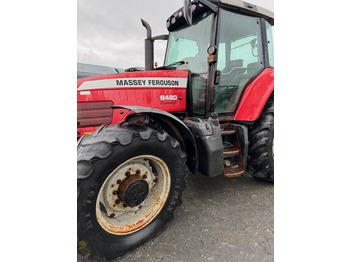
[{"x1": 112, "y1": 106, "x2": 198, "y2": 174}]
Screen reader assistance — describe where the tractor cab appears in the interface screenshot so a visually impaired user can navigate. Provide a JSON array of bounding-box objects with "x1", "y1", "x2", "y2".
[{"x1": 162, "y1": 0, "x2": 274, "y2": 118}]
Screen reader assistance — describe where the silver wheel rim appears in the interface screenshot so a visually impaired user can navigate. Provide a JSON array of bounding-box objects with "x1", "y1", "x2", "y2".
[{"x1": 96, "y1": 155, "x2": 171, "y2": 235}]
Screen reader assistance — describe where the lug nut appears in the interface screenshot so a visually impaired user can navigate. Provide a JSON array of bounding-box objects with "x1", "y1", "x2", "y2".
[
  {"x1": 125, "y1": 171, "x2": 130, "y2": 177},
  {"x1": 123, "y1": 203, "x2": 127, "y2": 208},
  {"x1": 115, "y1": 199, "x2": 120, "y2": 204},
  {"x1": 136, "y1": 170, "x2": 141, "y2": 175},
  {"x1": 117, "y1": 179, "x2": 122, "y2": 184},
  {"x1": 112, "y1": 190, "x2": 118, "y2": 195},
  {"x1": 143, "y1": 174, "x2": 147, "y2": 179}
]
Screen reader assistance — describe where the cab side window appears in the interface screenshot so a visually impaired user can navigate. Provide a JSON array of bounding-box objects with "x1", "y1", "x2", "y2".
[
  {"x1": 214, "y1": 9, "x2": 264, "y2": 114},
  {"x1": 266, "y1": 21, "x2": 274, "y2": 67}
]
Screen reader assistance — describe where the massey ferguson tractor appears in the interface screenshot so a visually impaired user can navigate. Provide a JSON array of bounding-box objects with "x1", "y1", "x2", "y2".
[{"x1": 77, "y1": 0, "x2": 274, "y2": 259}]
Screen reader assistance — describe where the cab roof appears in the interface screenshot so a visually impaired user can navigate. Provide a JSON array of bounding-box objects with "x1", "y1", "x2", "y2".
[
  {"x1": 216, "y1": 0, "x2": 274, "y2": 21},
  {"x1": 167, "y1": 0, "x2": 274, "y2": 31}
]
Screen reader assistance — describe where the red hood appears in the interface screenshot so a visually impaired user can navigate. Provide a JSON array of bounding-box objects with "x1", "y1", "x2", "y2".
[
  {"x1": 77, "y1": 70, "x2": 188, "y2": 89},
  {"x1": 77, "y1": 70, "x2": 189, "y2": 137}
]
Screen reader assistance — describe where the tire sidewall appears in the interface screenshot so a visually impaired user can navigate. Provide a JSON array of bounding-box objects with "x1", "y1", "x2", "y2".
[
  {"x1": 267, "y1": 123, "x2": 274, "y2": 180},
  {"x1": 268, "y1": 124, "x2": 274, "y2": 162},
  {"x1": 247, "y1": 99, "x2": 274, "y2": 182},
  {"x1": 78, "y1": 131, "x2": 185, "y2": 258}
]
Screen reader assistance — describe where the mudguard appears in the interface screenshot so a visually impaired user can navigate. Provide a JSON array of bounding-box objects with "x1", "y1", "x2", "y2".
[
  {"x1": 112, "y1": 105, "x2": 198, "y2": 174},
  {"x1": 234, "y1": 68, "x2": 274, "y2": 121}
]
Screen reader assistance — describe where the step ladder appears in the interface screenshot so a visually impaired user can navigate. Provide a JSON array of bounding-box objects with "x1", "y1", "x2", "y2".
[{"x1": 220, "y1": 123, "x2": 245, "y2": 178}]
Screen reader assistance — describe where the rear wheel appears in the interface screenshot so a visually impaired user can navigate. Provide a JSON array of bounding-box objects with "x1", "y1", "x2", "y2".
[
  {"x1": 247, "y1": 96, "x2": 274, "y2": 182},
  {"x1": 77, "y1": 123, "x2": 187, "y2": 259}
]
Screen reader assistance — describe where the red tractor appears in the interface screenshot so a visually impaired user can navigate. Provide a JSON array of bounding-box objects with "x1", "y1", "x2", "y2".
[{"x1": 77, "y1": 0, "x2": 274, "y2": 259}]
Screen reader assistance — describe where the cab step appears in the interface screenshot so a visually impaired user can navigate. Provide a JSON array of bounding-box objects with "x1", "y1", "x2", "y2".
[
  {"x1": 223, "y1": 166, "x2": 245, "y2": 178},
  {"x1": 221, "y1": 123, "x2": 236, "y2": 136},
  {"x1": 220, "y1": 122, "x2": 246, "y2": 178},
  {"x1": 223, "y1": 147, "x2": 240, "y2": 157},
  {"x1": 221, "y1": 129, "x2": 236, "y2": 136}
]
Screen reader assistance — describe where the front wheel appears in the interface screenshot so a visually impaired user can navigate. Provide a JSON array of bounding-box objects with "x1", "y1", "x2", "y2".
[{"x1": 77, "y1": 123, "x2": 187, "y2": 259}]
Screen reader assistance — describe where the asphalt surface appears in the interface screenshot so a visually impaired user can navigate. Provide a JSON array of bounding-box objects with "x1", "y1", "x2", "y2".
[{"x1": 78, "y1": 173, "x2": 274, "y2": 262}]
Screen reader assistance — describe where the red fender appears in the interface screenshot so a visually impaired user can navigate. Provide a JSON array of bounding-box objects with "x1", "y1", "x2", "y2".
[{"x1": 234, "y1": 68, "x2": 274, "y2": 121}]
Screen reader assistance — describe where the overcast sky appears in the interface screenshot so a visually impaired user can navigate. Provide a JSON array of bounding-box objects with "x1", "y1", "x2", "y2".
[{"x1": 78, "y1": 0, "x2": 273, "y2": 69}]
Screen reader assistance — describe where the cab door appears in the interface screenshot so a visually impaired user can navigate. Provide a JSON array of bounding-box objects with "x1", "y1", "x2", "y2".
[{"x1": 213, "y1": 8, "x2": 265, "y2": 115}]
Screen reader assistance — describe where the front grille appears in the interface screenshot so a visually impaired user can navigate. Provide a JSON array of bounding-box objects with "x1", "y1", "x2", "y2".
[{"x1": 77, "y1": 101, "x2": 114, "y2": 127}]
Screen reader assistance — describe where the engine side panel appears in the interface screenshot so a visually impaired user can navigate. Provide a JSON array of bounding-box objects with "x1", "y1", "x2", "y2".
[{"x1": 77, "y1": 70, "x2": 188, "y2": 137}]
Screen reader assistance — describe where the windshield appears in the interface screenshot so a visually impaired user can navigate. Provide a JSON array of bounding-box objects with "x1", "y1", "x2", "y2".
[{"x1": 164, "y1": 11, "x2": 213, "y2": 74}]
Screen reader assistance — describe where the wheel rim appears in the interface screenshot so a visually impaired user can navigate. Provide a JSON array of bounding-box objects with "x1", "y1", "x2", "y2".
[{"x1": 96, "y1": 155, "x2": 171, "y2": 235}]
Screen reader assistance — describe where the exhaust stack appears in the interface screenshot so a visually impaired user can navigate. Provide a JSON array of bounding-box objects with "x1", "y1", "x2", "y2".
[
  {"x1": 141, "y1": 19, "x2": 154, "y2": 71},
  {"x1": 141, "y1": 19, "x2": 169, "y2": 71}
]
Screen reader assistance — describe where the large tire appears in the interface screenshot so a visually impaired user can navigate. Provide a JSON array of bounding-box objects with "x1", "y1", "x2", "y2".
[
  {"x1": 247, "y1": 96, "x2": 274, "y2": 182},
  {"x1": 77, "y1": 123, "x2": 187, "y2": 259}
]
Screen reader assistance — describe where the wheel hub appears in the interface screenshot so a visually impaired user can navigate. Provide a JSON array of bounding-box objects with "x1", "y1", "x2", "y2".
[
  {"x1": 118, "y1": 175, "x2": 149, "y2": 207},
  {"x1": 96, "y1": 155, "x2": 171, "y2": 235}
]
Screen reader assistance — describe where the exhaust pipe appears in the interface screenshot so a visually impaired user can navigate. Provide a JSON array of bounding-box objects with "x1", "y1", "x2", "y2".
[
  {"x1": 141, "y1": 19, "x2": 169, "y2": 71},
  {"x1": 141, "y1": 19, "x2": 154, "y2": 71}
]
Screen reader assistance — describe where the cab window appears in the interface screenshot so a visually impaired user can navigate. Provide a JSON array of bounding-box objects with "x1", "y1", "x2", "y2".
[
  {"x1": 266, "y1": 21, "x2": 274, "y2": 67},
  {"x1": 214, "y1": 9, "x2": 264, "y2": 114}
]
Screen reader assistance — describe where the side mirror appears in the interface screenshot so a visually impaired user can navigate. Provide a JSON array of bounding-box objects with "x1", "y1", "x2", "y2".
[{"x1": 183, "y1": 0, "x2": 193, "y2": 25}]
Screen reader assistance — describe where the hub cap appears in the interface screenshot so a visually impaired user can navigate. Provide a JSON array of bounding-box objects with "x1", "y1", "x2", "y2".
[
  {"x1": 118, "y1": 175, "x2": 149, "y2": 207},
  {"x1": 96, "y1": 155, "x2": 171, "y2": 235}
]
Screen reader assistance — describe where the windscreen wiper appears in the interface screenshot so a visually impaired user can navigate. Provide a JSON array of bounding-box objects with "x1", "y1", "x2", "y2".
[{"x1": 154, "y1": 60, "x2": 188, "y2": 70}]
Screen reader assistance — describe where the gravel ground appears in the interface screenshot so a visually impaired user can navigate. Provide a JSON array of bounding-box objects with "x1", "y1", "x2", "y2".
[{"x1": 78, "y1": 173, "x2": 274, "y2": 262}]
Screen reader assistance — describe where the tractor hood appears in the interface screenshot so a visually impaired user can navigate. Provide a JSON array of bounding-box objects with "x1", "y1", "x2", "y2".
[{"x1": 77, "y1": 69, "x2": 189, "y2": 136}]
